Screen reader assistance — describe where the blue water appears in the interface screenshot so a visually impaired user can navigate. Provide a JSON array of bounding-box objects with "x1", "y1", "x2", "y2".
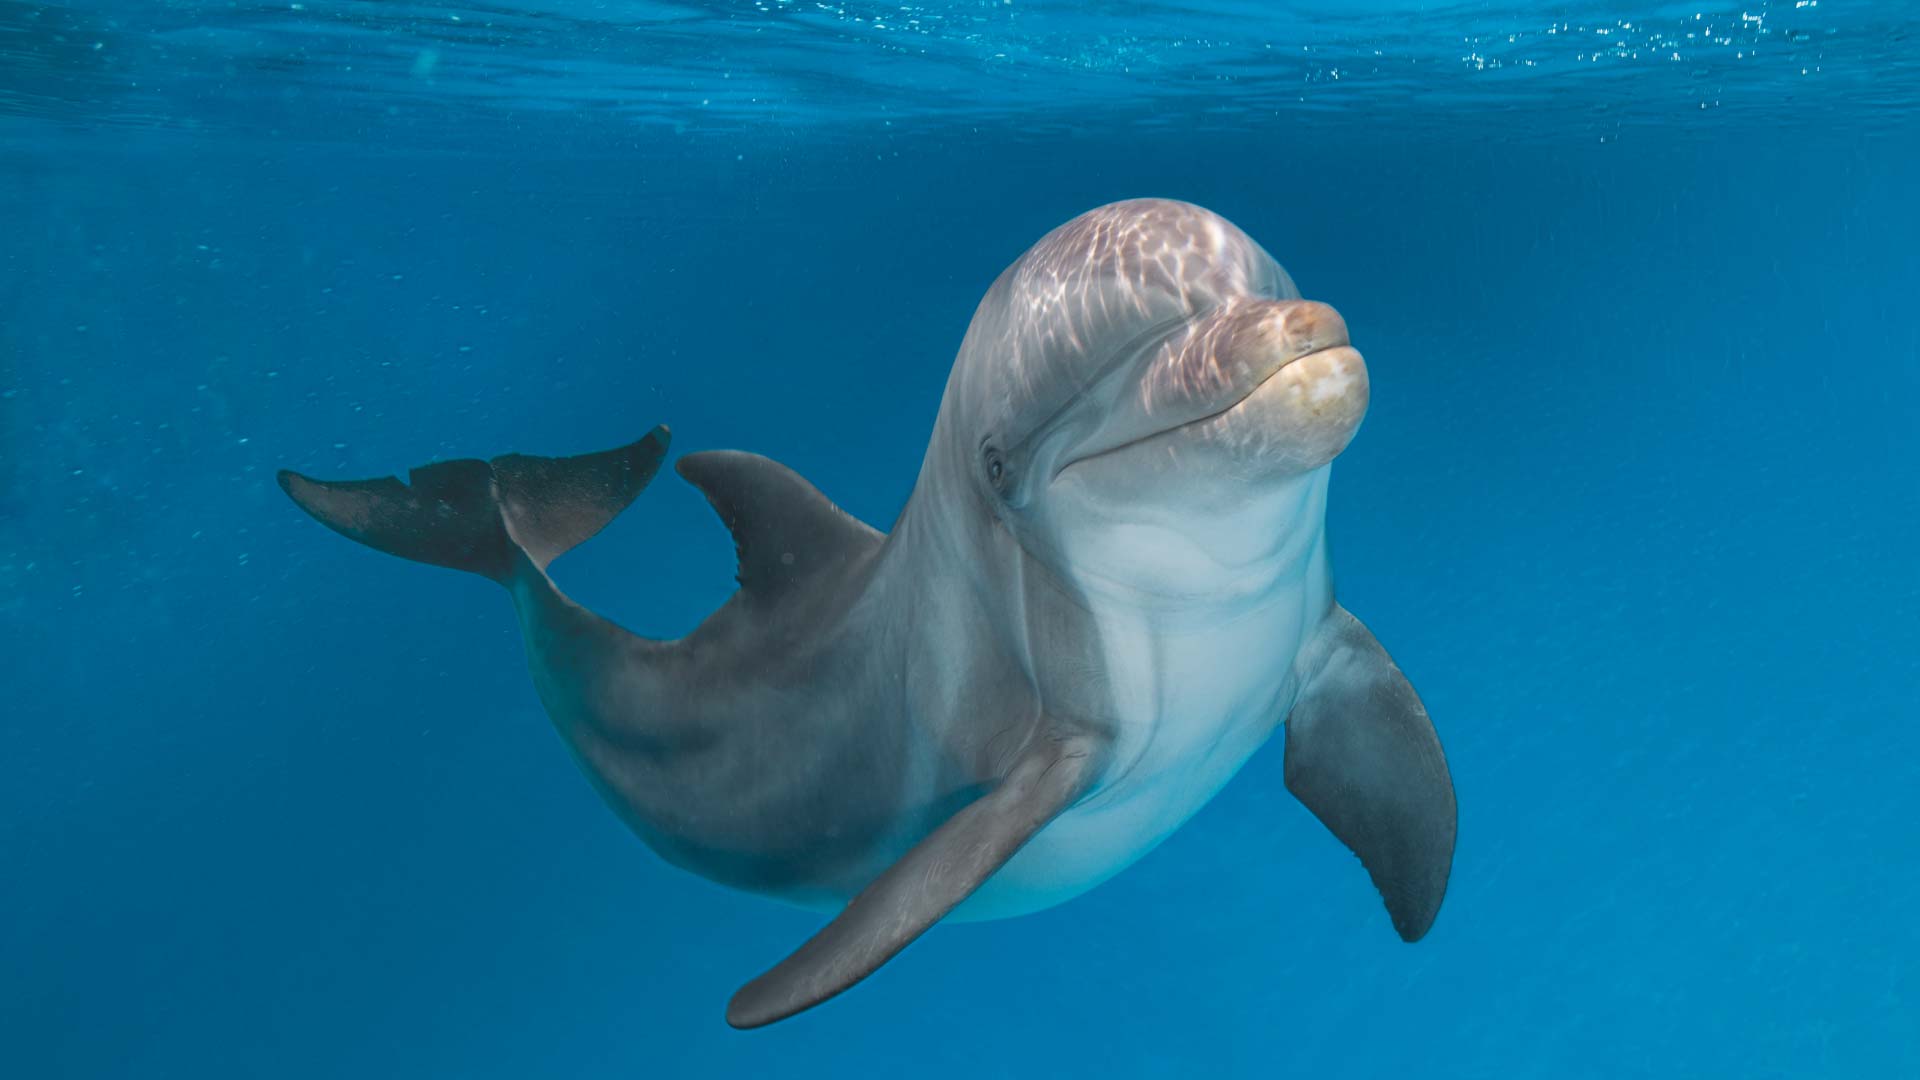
[{"x1": 4, "y1": 2, "x2": 1917, "y2": 1076}]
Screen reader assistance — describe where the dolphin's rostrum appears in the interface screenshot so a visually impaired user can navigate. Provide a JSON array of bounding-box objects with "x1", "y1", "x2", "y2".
[{"x1": 278, "y1": 199, "x2": 1457, "y2": 1029}]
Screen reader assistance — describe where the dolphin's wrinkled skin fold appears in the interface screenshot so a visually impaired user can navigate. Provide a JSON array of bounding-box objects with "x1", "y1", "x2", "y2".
[{"x1": 278, "y1": 199, "x2": 1457, "y2": 1029}]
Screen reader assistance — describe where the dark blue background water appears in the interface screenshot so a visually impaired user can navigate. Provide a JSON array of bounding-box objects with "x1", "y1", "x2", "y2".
[{"x1": 4, "y1": 2, "x2": 1917, "y2": 1076}]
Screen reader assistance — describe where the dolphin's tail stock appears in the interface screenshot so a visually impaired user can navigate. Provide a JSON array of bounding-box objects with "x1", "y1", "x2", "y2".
[{"x1": 277, "y1": 426, "x2": 671, "y2": 584}]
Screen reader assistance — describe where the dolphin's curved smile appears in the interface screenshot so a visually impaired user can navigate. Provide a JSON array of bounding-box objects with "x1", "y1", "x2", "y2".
[
  {"x1": 1056, "y1": 338, "x2": 1362, "y2": 478},
  {"x1": 1019, "y1": 296, "x2": 1356, "y2": 483}
]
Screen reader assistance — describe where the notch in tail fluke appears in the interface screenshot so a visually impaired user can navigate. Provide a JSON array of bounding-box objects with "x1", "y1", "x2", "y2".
[{"x1": 277, "y1": 425, "x2": 671, "y2": 583}]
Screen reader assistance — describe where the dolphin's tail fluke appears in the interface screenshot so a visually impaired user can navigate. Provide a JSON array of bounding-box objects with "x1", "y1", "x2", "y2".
[{"x1": 277, "y1": 426, "x2": 671, "y2": 584}]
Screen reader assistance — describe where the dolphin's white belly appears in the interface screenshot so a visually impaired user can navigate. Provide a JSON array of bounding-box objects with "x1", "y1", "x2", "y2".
[{"x1": 952, "y1": 554, "x2": 1329, "y2": 922}]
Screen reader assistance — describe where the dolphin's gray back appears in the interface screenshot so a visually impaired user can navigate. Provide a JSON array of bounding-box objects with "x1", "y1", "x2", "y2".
[
  {"x1": 280, "y1": 432, "x2": 991, "y2": 905},
  {"x1": 570, "y1": 450, "x2": 993, "y2": 905}
]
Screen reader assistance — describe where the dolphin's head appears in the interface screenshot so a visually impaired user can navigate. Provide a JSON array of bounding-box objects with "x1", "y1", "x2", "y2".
[{"x1": 944, "y1": 199, "x2": 1369, "y2": 607}]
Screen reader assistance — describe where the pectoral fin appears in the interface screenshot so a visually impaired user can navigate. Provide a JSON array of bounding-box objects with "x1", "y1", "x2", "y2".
[
  {"x1": 727, "y1": 731, "x2": 1104, "y2": 1029},
  {"x1": 1286, "y1": 605, "x2": 1456, "y2": 942}
]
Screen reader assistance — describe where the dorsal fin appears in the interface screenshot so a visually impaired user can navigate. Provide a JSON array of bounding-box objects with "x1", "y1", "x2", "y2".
[{"x1": 675, "y1": 450, "x2": 882, "y2": 600}]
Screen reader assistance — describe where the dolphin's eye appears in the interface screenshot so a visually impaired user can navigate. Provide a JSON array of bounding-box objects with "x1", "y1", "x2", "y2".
[{"x1": 982, "y1": 444, "x2": 1008, "y2": 492}]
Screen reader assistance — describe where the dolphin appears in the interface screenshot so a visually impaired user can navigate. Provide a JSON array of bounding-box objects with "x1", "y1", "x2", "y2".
[{"x1": 278, "y1": 198, "x2": 1456, "y2": 1029}]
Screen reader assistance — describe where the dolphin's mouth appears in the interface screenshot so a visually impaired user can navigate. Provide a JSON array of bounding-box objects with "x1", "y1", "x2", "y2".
[{"x1": 1055, "y1": 343, "x2": 1356, "y2": 477}]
